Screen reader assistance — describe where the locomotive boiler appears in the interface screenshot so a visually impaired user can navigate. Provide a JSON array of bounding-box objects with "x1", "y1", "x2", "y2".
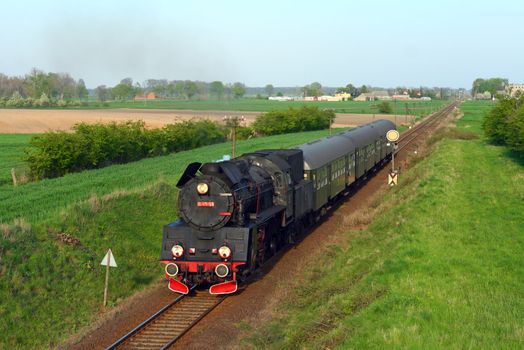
[{"x1": 160, "y1": 119, "x2": 395, "y2": 295}]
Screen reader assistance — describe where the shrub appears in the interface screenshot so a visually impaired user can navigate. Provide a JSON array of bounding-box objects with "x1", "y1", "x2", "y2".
[
  {"x1": 25, "y1": 119, "x2": 227, "y2": 179},
  {"x1": 483, "y1": 94, "x2": 524, "y2": 153},
  {"x1": 253, "y1": 106, "x2": 334, "y2": 135},
  {"x1": 378, "y1": 101, "x2": 393, "y2": 114},
  {"x1": 37, "y1": 93, "x2": 50, "y2": 107},
  {"x1": 6, "y1": 91, "x2": 24, "y2": 107}
]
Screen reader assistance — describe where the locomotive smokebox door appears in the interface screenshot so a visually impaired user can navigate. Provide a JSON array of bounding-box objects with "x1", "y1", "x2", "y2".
[{"x1": 178, "y1": 175, "x2": 235, "y2": 231}]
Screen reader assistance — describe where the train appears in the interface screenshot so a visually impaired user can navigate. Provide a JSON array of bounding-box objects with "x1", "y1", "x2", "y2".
[{"x1": 160, "y1": 119, "x2": 396, "y2": 295}]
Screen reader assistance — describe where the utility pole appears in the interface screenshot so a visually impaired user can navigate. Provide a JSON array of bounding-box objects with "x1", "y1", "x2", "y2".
[{"x1": 223, "y1": 115, "x2": 245, "y2": 158}]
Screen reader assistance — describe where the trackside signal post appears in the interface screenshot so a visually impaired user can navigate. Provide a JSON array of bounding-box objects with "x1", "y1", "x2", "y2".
[
  {"x1": 101, "y1": 249, "x2": 118, "y2": 307},
  {"x1": 386, "y1": 130, "x2": 400, "y2": 186}
]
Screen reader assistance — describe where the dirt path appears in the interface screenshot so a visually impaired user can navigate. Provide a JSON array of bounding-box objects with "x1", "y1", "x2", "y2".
[
  {"x1": 0, "y1": 108, "x2": 413, "y2": 133},
  {"x1": 64, "y1": 108, "x2": 454, "y2": 350}
]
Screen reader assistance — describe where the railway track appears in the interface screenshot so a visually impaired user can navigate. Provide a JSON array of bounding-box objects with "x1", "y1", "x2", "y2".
[
  {"x1": 104, "y1": 103, "x2": 456, "y2": 350},
  {"x1": 106, "y1": 288, "x2": 224, "y2": 350},
  {"x1": 397, "y1": 102, "x2": 457, "y2": 152}
]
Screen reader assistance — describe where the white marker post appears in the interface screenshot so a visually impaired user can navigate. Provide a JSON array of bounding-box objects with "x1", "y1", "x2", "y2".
[{"x1": 100, "y1": 249, "x2": 118, "y2": 307}]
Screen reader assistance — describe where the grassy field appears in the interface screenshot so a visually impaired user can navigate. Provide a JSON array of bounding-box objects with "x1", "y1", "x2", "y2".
[
  {"x1": 0, "y1": 127, "x2": 352, "y2": 349},
  {"x1": 0, "y1": 134, "x2": 33, "y2": 186},
  {"x1": 243, "y1": 100, "x2": 524, "y2": 349},
  {"x1": 2, "y1": 98, "x2": 446, "y2": 114}
]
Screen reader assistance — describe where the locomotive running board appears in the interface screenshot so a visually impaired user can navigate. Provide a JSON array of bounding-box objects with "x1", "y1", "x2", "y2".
[
  {"x1": 168, "y1": 278, "x2": 190, "y2": 295},
  {"x1": 209, "y1": 281, "x2": 238, "y2": 295}
]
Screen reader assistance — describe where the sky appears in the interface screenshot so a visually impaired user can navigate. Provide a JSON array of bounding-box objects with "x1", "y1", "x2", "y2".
[{"x1": 1, "y1": 0, "x2": 523, "y2": 89}]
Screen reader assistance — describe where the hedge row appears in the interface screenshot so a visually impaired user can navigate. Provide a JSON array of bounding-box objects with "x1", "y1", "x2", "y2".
[
  {"x1": 252, "y1": 106, "x2": 334, "y2": 135},
  {"x1": 25, "y1": 120, "x2": 225, "y2": 179},
  {"x1": 483, "y1": 94, "x2": 524, "y2": 153}
]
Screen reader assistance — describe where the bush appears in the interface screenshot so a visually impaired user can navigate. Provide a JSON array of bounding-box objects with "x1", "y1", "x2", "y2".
[
  {"x1": 377, "y1": 101, "x2": 393, "y2": 114},
  {"x1": 253, "y1": 106, "x2": 334, "y2": 135},
  {"x1": 6, "y1": 91, "x2": 24, "y2": 107},
  {"x1": 483, "y1": 94, "x2": 524, "y2": 153},
  {"x1": 25, "y1": 120, "x2": 227, "y2": 179}
]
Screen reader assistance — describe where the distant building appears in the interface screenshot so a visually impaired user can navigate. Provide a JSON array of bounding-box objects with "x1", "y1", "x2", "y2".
[
  {"x1": 134, "y1": 92, "x2": 157, "y2": 100},
  {"x1": 268, "y1": 96, "x2": 294, "y2": 101},
  {"x1": 475, "y1": 91, "x2": 492, "y2": 100},
  {"x1": 420, "y1": 96, "x2": 432, "y2": 101},
  {"x1": 392, "y1": 94, "x2": 410, "y2": 100},
  {"x1": 354, "y1": 90, "x2": 390, "y2": 101},
  {"x1": 506, "y1": 84, "x2": 524, "y2": 97}
]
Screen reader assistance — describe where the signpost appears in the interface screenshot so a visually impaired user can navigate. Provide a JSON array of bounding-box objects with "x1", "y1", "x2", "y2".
[
  {"x1": 386, "y1": 130, "x2": 400, "y2": 186},
  {"x1": 101, "y1": 249, "x2": 117, "y2": 307}
]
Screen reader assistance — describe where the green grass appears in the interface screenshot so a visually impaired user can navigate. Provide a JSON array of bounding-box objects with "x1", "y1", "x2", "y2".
[
  {"x1": 0, "y1": 127, "x2": 351, "y2": 349},
  {"x1": 0, "y1": 128, "x2": 347, "y2": 225},
  {"x1": 3, "y1": 98, "x2": 445, "y2": 114},
  {"x1": 243, "y1": 100, "x2": 524, "y2": 349},
  {"x1": 0, "y1": 134, "x2": 34, "y2": 186}
]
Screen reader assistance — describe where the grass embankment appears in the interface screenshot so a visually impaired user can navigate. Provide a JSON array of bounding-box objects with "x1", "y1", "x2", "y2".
[
  {"x1": 0, "y1": 127, "x2": 347, "y2": 349},
  {"x1": 243, "y1": 101, "x2": 524, "y2": 349}
]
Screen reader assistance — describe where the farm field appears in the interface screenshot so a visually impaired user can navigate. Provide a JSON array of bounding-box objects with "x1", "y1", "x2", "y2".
[
  {"x1": 0, "y1": 107, "x2": 422, "y2": 133},
  {"x1": 0, "y1": 127, "x2": 351, "y2": 349},
  {"x1": 243, "y1": 101, "x2": 524, "y2": 349},
  {"x1": 0, "y1": 134, "x2": 33, "y2": 186}
]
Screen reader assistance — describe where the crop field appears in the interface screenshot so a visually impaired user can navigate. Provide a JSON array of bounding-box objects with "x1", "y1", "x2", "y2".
[
  {"x1": 0, "y1": 127, "x2": 350, "y2": 349},
  {"x1": 243, "y1": 101, "x2": 524, "y2": 349},
  {"x1": 0, "y1": 134, "x2": 33, "y2": 186}
]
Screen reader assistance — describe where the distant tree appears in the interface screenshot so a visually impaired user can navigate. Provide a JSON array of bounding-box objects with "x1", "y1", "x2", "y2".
[
  {"x1": 175, "y1": 81, "x2": 185, "y2": 98},
  {"x1": 472, "y1": 78, "x2": 508, "y2": 97},
  {"x1": 231, "y1": 82, "x2": 246, "y2": 99},
  {"x1": 76, "y1": 79, "x2": 88, "y2": 99},
  {"x1": 184, "y1": 81, "x2": 198, "y2": 99},
  {"x1": 112, "y1": 83, "x2": 134, "y2": 100},
  {"x1": 209, "y1": 81, "x2": 225, "y2": 99},
  {"x1": 26, "y1": 68, "x2": 52, "y2": 98},
  {"x1": 265, "y1": 84, "x2": 274, "y2": 97},
  {"x1": 95, "y1": 85, "x2": 109, "y2": 102},
  {"x1": 276, "y1": 91, "x2": 283, "y2": 97},
  {"x1": 166, "y1": 82, "x2": 176, "y2": 98},
  {"x1": 360, "y1": 85, "x2": 369, "y2": 94},
  {"x1": 120, "y1": 77, "x2": 133, "y2": 86},
  {"x1": 483, "y1": 94, "x2": 524, "y2": 153}
]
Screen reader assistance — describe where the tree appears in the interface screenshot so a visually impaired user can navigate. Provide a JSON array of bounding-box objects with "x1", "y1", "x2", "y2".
[
  {"x1": 209, "y1": 81, "x2": 225, "y2": 99},
  {"x1": 76, "y1": 79, "x2": 88, "y2": 99},
  {"x1": 112, "y1": 83, "x2": 134, "y2": 100},
  {"x1": 120, "y1": 77, "x2": 133, "y2": 86},
  {"x1": 231, "y1": 82, "x2": 246, "y2": 99},
  {"x1": 265, "y1": 84, "x2": 274, "y2": 97},
  {"x1": 377, "y1": 101, "x2": 393, "y2": 114},
  {"x1": 301, "y1": 82, "x2": 323, "y2": 97},
  {"x1": 360, "y1": 85, "x2": 369, "y2": 94},
  {"x1": 95, "y1": 85, "x2": 109, "y2": 102},
  {"x1": 184, "y1": 81, "x2": 198, "y2": 99},
  {"x1": 472, "y1": 78, "x2": 508, "y2": 97}
]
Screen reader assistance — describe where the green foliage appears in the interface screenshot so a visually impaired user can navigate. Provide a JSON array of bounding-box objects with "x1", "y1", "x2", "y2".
[
  {"x1": 482, "y1": 94, "x2": 524, "y2": 153},
  {"x1": 0, "y1": 134, "x2": 33, "y2": 186},
  {"x1": 231, "y1": 82, "x2": 246, "y2": 99},
  {"x1": 252, "y1": 106, "x2": 334, "y2": 135},
  {"x1": 244, "y1": 101, "x2": 524, "y2": 349},
  {"x1": 377, "y1": 100, "x2": 393, "y2": 113},
  {"x1": 472, "y1": 77, "x2": 508, "y2": 96},
  {"x1": 111, "y1": 83, "x2": 135, "y2": 100},
  {"x1": 24, "y1": 120, "x2": 226, "y2": 179}
]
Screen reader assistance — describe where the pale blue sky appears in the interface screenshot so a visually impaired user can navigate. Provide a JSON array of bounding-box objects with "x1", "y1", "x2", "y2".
[{"x1": 1, "y1": 0, "x2": 522, "y2": 88}]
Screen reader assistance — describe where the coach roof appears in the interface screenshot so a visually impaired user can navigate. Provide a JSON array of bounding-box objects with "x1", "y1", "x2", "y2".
[{"x1": 296, "y1": 135, "x2": 355, "y2": 170}]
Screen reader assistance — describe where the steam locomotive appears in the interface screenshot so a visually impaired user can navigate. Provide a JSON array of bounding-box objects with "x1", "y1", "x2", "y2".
[{"x1": 160, "y1": 120, "x2": 396, "y2": 294}]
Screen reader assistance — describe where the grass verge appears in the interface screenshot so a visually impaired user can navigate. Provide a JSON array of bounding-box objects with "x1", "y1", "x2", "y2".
[{"x1": 241, "y1": 100, "x2": 524, "y2": 349}]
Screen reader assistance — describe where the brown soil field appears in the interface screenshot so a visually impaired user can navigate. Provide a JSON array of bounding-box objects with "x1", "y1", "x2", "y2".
[{"x1": 0, "y1": 108, "x2": 414, "y2": 133}]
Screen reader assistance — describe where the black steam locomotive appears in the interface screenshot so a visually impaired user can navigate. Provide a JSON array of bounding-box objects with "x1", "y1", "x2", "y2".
[{"x1": 160, "y1": 120, "x2": 396, "y2": 294}]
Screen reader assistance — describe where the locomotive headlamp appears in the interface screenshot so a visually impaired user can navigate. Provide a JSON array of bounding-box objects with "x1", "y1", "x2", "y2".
[
  {"x1": 165, "y1": 263, "x2": 179, "y2": 277},
  {"x1": 171, "y1": 244, "x2": 184, "y2": 258},
  {"x1": 196, "y1": 183, "x2": 209, "y2": 195},
  {"x1": 215, "y1": 264, "x2": 229, "y2": 278},
  {"x1": 218, "y1": 245, "x2": 231, "y2": 259}
]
